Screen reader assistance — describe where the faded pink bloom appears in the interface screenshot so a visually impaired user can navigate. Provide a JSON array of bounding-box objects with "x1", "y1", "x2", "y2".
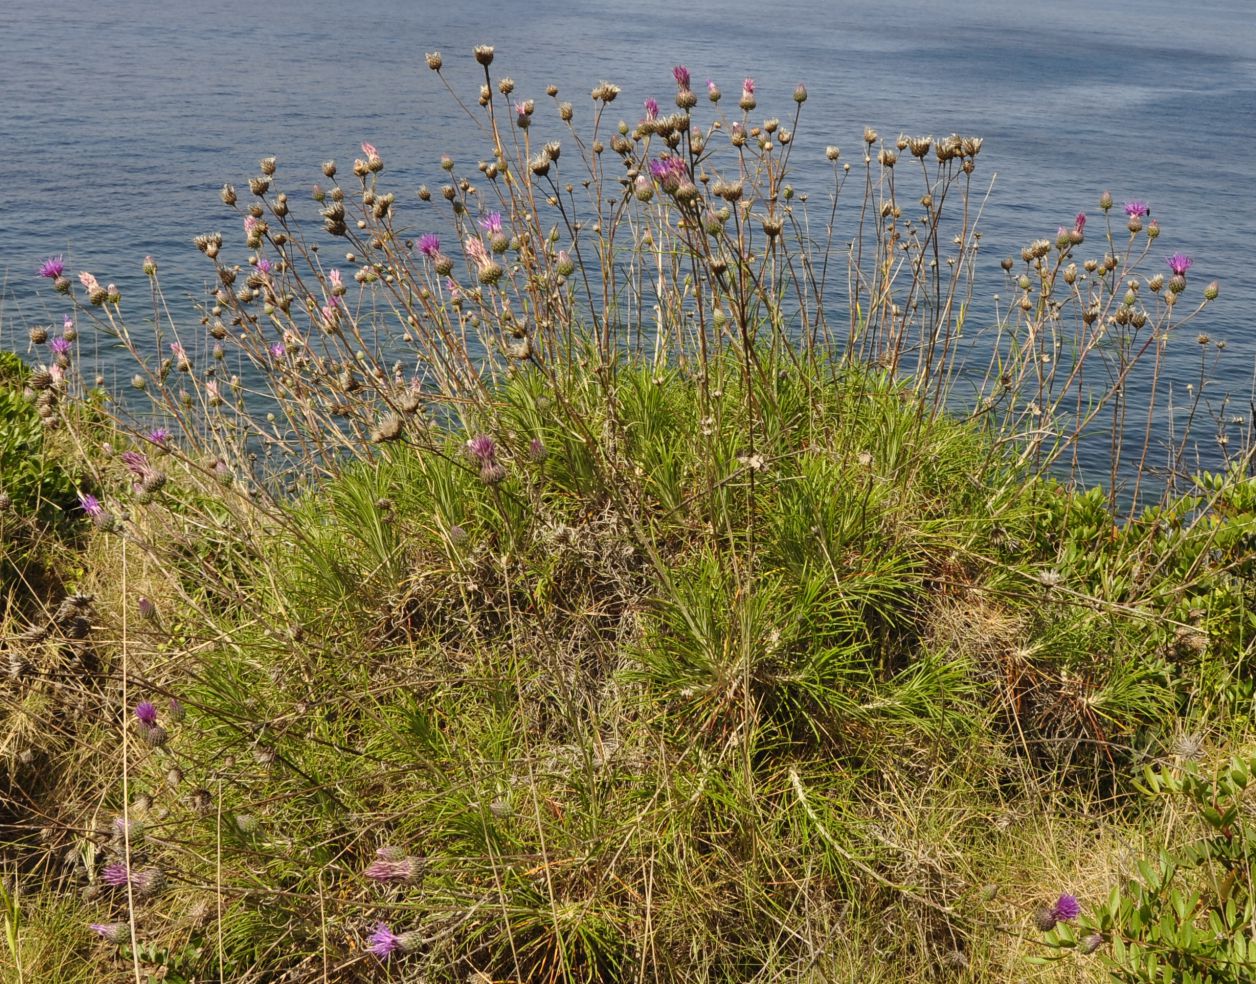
[
  {"x1": 464, "y1": 237, "x2": 489, "y2": 266},
  {"x1": 361, "y1": 141, "x2": 378, "y2": 158},
  {"x1": 79, "y1": 271, "x2": 100, "y2": 291},
  {"x1": 742, "y1": 78, "x2": 755, "y2": 96},
  {"x1": 329, "y1": 269, "x2": 343, "y2": 289}
]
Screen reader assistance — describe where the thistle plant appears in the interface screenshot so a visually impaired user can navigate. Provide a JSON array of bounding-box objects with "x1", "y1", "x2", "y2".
[{"x1": 1, "y1": 44, "x2": 1248, "y2": 984}]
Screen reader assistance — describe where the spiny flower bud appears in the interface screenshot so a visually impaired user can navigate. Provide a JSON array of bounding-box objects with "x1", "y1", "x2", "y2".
[
  {"x1": 1099, "y1": 190, "x2": 1113, "y2": 210},
  {"x1": 1203, "y1": 280, "x2": 1219, "y2": 300},
  {"x1": 793, "y1": 83, "x2": 807, "y2": 103}
]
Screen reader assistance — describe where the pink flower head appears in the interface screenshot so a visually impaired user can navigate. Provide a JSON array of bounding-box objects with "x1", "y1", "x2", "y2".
[
  {"x1": 63, "y1": 314, "x2": 74, "y2": 330},
  {"x1": 101, "y1": 862, "x2": 130, "y2": 887},
  {"x1": 1123, "y1": 200, "x2": 1149, "y2": 218},
  {"x1": 643, "y1": 97, "x2": 659, "y2": 121},
  {"x1": 79, "y1": 271, "x2": 100, "y2": 291},
  {"x1": 135, "y1": 701, "x2": 158, "y2": 726},
  {"x1": 1051, "y1": 893, "x2": 1081, "y2": 922},
  {"x1": 1073, "y1": 213, "x2": 1086, "y2": 233},
  {"x1": 707, "y1": 79, "x2": 719, "y2": 95},
  {"x1": 368, "y1": 923, "x2": 403, "y2": 959},
  {"x1": 147, "y1": 427, "x2": 171, "y2": 445},
  {"x1": 445, "y1": 278, "x2": 461, "y2": 300},
  {"x1": 673, "y1": 65, "x2": 691, "y2": 89},
  {"x1": 329, "y1": 268, "x2": 343, "y2": 289},
  {"x1": 89, "y1": 922, "x2": 129, "y2": 943},
  {"x1": 742, "y1": 78, "x2": 755, "y2": 96},
  {"x1": 361, "y1": 141, "x2": 378, "y2": 159},
  {"x1": 1167, "y1": 253, "x2": 1193, "y2": 276},
  {"x1": 478, "y1": 212, "x2": 504, "y2": 235},
  {"x1": 365, "y1": 848, "x2": 423, "y2": 884},
  {"x1": 320, "y1": 303, "x2": 339, "y2": 323},
  {"x1": 464, "y1": 237, "x2": 489, "y2": 266},
  {"x1": 244, "y1": 215, "x2": 259, "y2": 235},
  {"x1": 649, "y1": 156, "x2": 687, "y2": 181},
  {"x1": 50, "y1": 337, "x2": 72, "y2": 355},
  {"x1": 170, "y1": 342, "x2": 185, "y2": 357},
  {"x1": 120, "y1": 450, "x2": 151, "y2": 477},
  {"x1": 38, "y1": 255, "x2": 64, "y2": 279},
  {"x1": 417, "y1": 234, "x2": 441, "y2": 257},
  {"x1": 79, "y1": 493, "x2": 104, "y2": 519},
  {"x1": 269, "y1": 342, "x2": 286, "y2": 359},
  {"x1": 466, "y1": 434, "x2": 497, "y2": 463},
  {"x1": 255, "y1": 257, "x2": 273, "y2": 275}
]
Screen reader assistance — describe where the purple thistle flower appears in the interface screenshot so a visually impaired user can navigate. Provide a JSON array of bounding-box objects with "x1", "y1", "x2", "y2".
[
  {"x1": 79, "y1": 493, "x2": 104, "y2": 519},
  {"x1": 1051, "y1": 893, "x2": 1081, "y2": 922},
  {"x1": 478, "y1": 212, "x2": 504, "y2": 235},
  {"x1": 1123, "y1": 200, "x2": 1149, "y2": 218},
  {"x1": 673, "y1": 65, "x2": 691, "y2": 89},
  {"x1": 417, "y1": 234, "x2": 441, "y2": 257},
  {"x1": 256, "y1": 257, "x2": 273, "y2": 274},
  {"x1": 1074, "y1": 212, "x2": 1086, "y2": 233},
  {"x1": 742, "y1": 77, "x2": 755, "y2": 96},
  {"x1": 648, "y1": 157, "x2": 687, "y2": 181},
  {"x1": 1167, "y1": 253, "x2": 1193, "y2": 276},
  {"x1": 368, "y1": 923, "x2": 403, "y2": 959},
  {"x1": 466, "y1": 434, "x2": 497, "y2": 464},
  {"x1": 89, "y1": 922, "x2": 130, "y2": 943},
  {"x1": 269, "y1": 342, "x2": 286, "y2": 359},
  {"x1": 135, "y1": 701, "x2": 158, "y2": 727},
  {"x1": 101, "y1": 862, "x2": 130, "y2": 888},
  {"x1": 49, "y1": 337, "x2": 72, "y2": 355},
  {"x1": 643, "y1": 97, "x2": 659, "y2": 121},
  {"x1": 365, "y1": 852, "x2": 423, "y2": 884},
  {"x1": 147, "y1": 427, "x2": 171, "y2": 445},
  {"x1": 38, "y1": 256, "x2": 65, "y2": 279},
  {"x1": 120, "y1": 450, "x2": 151, "y2": 477}
]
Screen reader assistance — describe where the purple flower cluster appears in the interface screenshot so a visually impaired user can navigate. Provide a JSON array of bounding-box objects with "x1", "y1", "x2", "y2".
[
  {"x1": 1123, "y1": 200, "x2": 1149, "y2": 218},
  {"x1": 38, "y1": 255, "x2": 64, "y2": 279}
]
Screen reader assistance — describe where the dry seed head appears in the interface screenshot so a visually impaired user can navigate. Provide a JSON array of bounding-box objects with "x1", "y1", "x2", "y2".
[
  {"x1": 863, "y1": 127, "x2": 878, "y2": 145},
  {"x1": 426, "y1": 50, "x2": 442, "y2": 71},
  {"x1": 559, "y1": 101, "x2": 573, "y2": 121},
  {"x1": 473, "y1": 45, "x2": 494, "y2": 66},
  {"x1": 878, "y1": 148, "x2": 897, "y2": 167},
  {"x1": 497, "y1": 77, "x2": 514, "y2": 95},
  {"x1": 259, "y1": 156, "x2": 277, "y2": 176}
]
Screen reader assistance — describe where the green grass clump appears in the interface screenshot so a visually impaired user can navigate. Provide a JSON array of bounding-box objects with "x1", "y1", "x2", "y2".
[{"x1": 4, "y1": 350, "x2": 1252, "y2": 982}]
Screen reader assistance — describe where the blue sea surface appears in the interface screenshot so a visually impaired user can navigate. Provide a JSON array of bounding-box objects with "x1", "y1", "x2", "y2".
[{"x1": 1, "y1": 0, "x2": 1252, "y2": 483}]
